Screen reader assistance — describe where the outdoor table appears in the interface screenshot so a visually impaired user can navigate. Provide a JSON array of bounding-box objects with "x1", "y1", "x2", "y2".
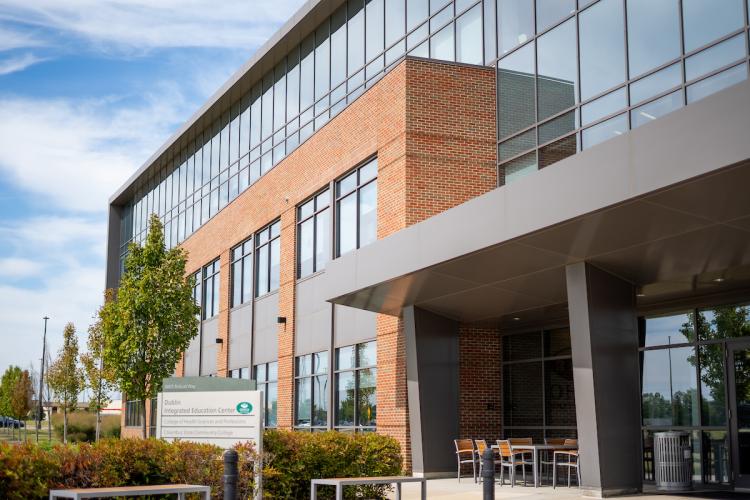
[
  {"x1": 509, "y1": 444, "x2": 577, "y2": 487},
  {"x1": 49, "y1": 484, "x2": 210, "y2": 499}
]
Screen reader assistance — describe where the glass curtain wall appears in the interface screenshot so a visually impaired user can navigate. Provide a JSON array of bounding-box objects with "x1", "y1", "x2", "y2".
[
  {"x1": 502, "y1": 327, "x2": 577, "y2": 442},
  {"x1": 118, "y1": 1, "x2": 750, "y2": 265},
  {"x1": 640, "y1": 303, "x2": 750, "y2": 485},
  {"x1": 335, "y1": 341, "x2": 377, "y2": 432},
  {"x1": 497, "y1": 0, "x2": 750, "y2": 184},
  {"x1": 294, "y1": 351, "x2": 330, "y2": 431}
]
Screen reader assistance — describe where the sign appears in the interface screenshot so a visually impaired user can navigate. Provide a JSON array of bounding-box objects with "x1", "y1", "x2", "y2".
[{"x1": 156, "y1": 377, "x2": 263, "y2": 449}]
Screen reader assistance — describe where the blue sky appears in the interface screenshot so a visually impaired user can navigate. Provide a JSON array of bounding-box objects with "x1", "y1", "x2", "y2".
[{"x1": 0, "y1": 0, "x2": 305, "y2": 379}]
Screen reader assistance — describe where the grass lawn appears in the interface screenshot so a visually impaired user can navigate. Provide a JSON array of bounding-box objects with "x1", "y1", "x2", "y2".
[{"x1": 0, "y1": 420, "x2": 60, "y2": 445}]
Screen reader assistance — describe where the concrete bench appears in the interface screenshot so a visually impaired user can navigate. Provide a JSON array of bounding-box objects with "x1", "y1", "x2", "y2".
[
  {"x1": 49, "y1": 484, "x2": 210, "y2": 499},
  {"x1": 311, "y1": 476, "x2": 426, "y2": 500}
]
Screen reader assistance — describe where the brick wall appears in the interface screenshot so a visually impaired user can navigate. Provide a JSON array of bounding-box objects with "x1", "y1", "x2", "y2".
[
  {"x1": 121, "y1": 58, "x2": 498, "y2": 470},
  {"x1": 458, "y1": 325, "x2": 503, "y2": 442}
]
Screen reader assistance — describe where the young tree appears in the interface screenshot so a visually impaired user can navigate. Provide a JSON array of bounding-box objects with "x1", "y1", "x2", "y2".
[
  {"x1": 81, "y1": 294, "x2": 118, "y2": 441},
  {"x1": 102, "y1": 214, "x2": 199, "y2": 438},
  {"x1": 47, "y1": 323, "x2": 83, "y2": 443},
  {"x1": 0, "y1": 366, "x2": 22, "y2": 440},
  {"x1": 10, "y1": 370, "x2": 33, "y2": 440}
]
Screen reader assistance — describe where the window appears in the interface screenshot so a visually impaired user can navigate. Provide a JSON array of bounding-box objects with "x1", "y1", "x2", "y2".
[
  {"x1": 298, "y1": 189, "x2": 331, "y2": 278},
  {"x1": 229, "y1": 367, "x2": 250, "y2": 379},
  {"x1": 255, "y1": 221, "x2": 280, "y2": 297},
  {"x1": 125, "y1": 399, "x2": 143, "y2": 427},
  {"x1": 191, "y1": 271, "x2": 201, "y2": 317},
  {"x1": 295, "y1": 351, "x2": 329, "y2": 430},
  {"x1": 502, "y1": 328, "x2": 576, "y2": 442},
  {"x1": 202, "y1": 259, "x2": 220, "y2": 319},
  {"x1": 336, "y1": 159, "x2": 377, "y2": 257},
  {"x1": 639, "y1": 304, "x2": 750, "y2": 484},
  {"x1": 231, "y1": 238, "x2": 253, "y2": 307},
  {"x1": 335, "y1": 340, "x2": 377, "y2": 431},
  {"x1": 149, "y1": 398, "x2": 158, "y2": 437},
  {"x1": 255, "y1": 361, "x2": 278, "y2": 427}
]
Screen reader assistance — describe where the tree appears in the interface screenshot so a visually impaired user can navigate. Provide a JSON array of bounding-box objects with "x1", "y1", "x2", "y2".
[
  {"x1": 101, "y1": 214, "x2": 199, "y2": 438},
  {"x1": 82, "y1": 295, "x2": 118, "y2": 441},
  {"x1": 11, "y1": 370, "x2": 33, "y2": 440},
  {"x1": 0, "y1": 366, "x2": 23, "y2": 439},
  {"x1": 47, "y1": 323, "x2": 83, "y2": 443}
]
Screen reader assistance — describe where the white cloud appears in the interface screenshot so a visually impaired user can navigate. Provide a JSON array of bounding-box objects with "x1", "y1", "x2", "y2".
[
  {"x1": 0, "y1": 0, "x2": 304, "y2": 52},
  {"x1": 0, "y1": 52, "x2": 46, "y2": 75},
  {"x1": 0, "y1": 257, "x2": 42, "y2": 278},
  {"x1": 0, "y1": 88, "x2": 193, "y2": 213},
  {"x1": 0, "y1": 215, "x2": 106, "y2": 374},
  {"x1": 0, "y1": 25, "x2": 45, "y2": 52}
]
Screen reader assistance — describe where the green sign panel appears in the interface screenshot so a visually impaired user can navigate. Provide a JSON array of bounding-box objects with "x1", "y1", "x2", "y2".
[
  {"x1": 161, "y1": 376, "x2": 256, "y2": 393},
  {"x1": 236, "y1": 402, "x2": 253, "y2": 414}
]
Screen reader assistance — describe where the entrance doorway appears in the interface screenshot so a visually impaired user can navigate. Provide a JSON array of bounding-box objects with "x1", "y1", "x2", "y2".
[{"x1": 729, "y1": 341, "x2": 750, "y2": 489}]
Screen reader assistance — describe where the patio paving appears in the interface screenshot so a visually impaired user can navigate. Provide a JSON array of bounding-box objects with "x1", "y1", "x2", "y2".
[{"x1": 393, "y1": 478, "x2": 744, "y2": 499}]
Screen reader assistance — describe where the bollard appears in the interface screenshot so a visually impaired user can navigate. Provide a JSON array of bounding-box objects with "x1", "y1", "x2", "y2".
[
  {"x1": 223, "y1": 449, "x2": 239, "y2": 500},
  {"x1": 482, "y1": 447, "x2": 495, "y2": 500}
]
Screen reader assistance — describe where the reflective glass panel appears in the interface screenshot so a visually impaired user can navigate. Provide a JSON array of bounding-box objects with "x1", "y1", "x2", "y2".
[
  {"x1": 537, "y1": 19, "x2": 577, "y2": 121},
  {"x1": 685, "y1": 33, "x2": 746, "y2": 81},
  {"x1": 497, "y1": 42, "x2": 536, "y2": 139},
  {"x1": 702, "y1": 431, "x2": 731, "y2": 484},
  {"x1": 682, "y1": 0, "x2": 745, "y2": 53},
  {"x1": 627, "y1": 0, "x2": 681, "y2": 78},
  {"x1": 358, "y1": 340, "x2": 377, "y2": 366},
  {"x1": 535, "y1": 0, "x2": 575, "y2": 32},
  {"x1": 539, "y1": 134, "x2": 577, "y2": 168},
  {"x1": 358, "y1": 368, "x2": 377, "y2": 426},
  {"x1": 335, "y1": 371, "x2": 356, "y2": 426},
  {"x1": 503, "y1": 361, "x2": 543, "y2": 426},
  {"x1": 338, "y1": 345, "x2": 356, "y2": 370},
  {"x1": 456, "y1": 5, "x2": 483, "y2": 64},
  {"x1": 579, "y1": 0, "x2": 626, "y2": 101},
  {"x1": 700, "y1": 344, "x2": 726, "y2": 426},
  {"x1": 631, "y1": 91, "x2": 683, "y2": 129},
  {"x1": 687, "y1": 63, "x2": 748, "y2": 103},
  {"x1": 358, "y1": 181, "x2": 377, "y2": 248},
  {"x1": 641, "y1": 347, "x2": 699, "y2": 426},
  {"x1": 503, "y1": 151, "x2": 537, "y2": 183},
  {"x1": 581, "y1": 87, "x2": 627, "y2": 126},
  {"x1": 630, "y1": 63, "x2": 682, "y2": 105},
  {"x1": 503, "y1": 332, "x2": 542, "y2": 361},
  {"x1": 498, "y1": 129, "x2": 536, "y2": 161},
  {"x1": 643, "y1": 312, "x2": 695, "y2": 347},
  {"x1": 330, "y1": 6, "x2": 347, "y2": 87},
  {"x1": 498, "y1": 0, "x2": 534, "y2": 55},
  {"x1": 270, "y1": 238, "x2": 280, "y2": 292},
  {"x1": 338, "y1": 192, "x2": 357, "y2": 255},
  {"x1": 313, "y1": 374, "x2": 329, "y2": 426},
  {"x1": 348, "y1": 0, "x2": 365, "y2": 73},
  {"x1": 299, "y1": 218, "x2": 314, "y2": 277},
  {"x1": 698, "y1": 304, "x2": 750, "y2": 341},
  {"x1": 316, "y1": 209, "x2": 330, "y2": 271},
  {"x1": 296, "y1": 377, "x2": 312, "y2": 425},
  {"x1": 581, "y1": 113, "x2": 628, "y2": 149},
  {"x1": 544, "y1": 358, "x2": 576, "y2": 426}
]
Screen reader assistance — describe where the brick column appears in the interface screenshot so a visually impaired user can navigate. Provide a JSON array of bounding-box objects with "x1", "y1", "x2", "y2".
[
  {"x1": 216, "y1": 249, "x2": 231, "y2": 377},
  {"x1": 458, "y1": 325, "x2": 502, "y2": 441},
  {"x1": 276, "y1": 208, "x2": 297, "y2": 429}
]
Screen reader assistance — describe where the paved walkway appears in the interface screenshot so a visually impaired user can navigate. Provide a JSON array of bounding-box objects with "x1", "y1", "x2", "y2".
[{"x1": 393, "y1": 479, "x2": 742, "y2": 499}]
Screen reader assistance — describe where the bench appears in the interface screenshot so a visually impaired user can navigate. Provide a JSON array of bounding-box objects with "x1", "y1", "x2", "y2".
[
  {"x1": 310, "y1": 476, "x2": 426, "y2": 500},
  {"x1": 49, "y1": 484, "x2": 210, "y2": 499}
]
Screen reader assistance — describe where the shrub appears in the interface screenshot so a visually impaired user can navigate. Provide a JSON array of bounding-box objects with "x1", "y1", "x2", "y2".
[
  {"x1": 51, "y1": 413, "x2": 120, "y2": 442},
  {"x1": 0, "y1": 430, "x2": 401, "y2": 499}
]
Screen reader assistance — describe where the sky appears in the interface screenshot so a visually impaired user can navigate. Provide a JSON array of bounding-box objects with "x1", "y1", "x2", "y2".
[{"x1": 0, "y1": 0, "x2": 305, "y2": 381}]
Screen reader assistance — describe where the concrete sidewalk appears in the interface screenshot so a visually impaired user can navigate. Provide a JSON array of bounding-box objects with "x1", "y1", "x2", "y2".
[{"x1": 393, "y1": 479, "x2": 742, "y2": 499}]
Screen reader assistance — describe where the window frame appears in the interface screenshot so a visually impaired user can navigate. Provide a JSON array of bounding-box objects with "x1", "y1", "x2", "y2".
[
  {"x1": 254, "y1": 361, "x2": 279, "y2": 428},
  {"x1": 201, "y1": 258, "x2": 221, "y2": 320},
  {"x1": 231, "y1": 237, "x2": 253, "y2": 308},
  {"x1": 335, "y1": 158, "x2": 378, "y2": 258},
  {"x1": 334, "y1": 340, "x2": 377, "y2": 432},
  {"x1": 297, "y1": 188, "x2": 332, "y2": 279},
  {"x1": 255, "y1": 220, "x2": 281, "y2": 298},
  {"x1": 294, "y1": 350, "x2": 330, "y2": 431}
]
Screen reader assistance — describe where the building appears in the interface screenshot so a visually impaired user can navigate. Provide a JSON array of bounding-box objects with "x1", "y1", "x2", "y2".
[{"x1": 106, "y1": 0, "x2": 750, "y2": 496}]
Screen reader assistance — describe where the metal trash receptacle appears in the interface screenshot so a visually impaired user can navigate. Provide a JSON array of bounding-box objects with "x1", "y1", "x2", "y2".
[{"x1": 653, "y1": 431, "x2": 692, "y2": 491}]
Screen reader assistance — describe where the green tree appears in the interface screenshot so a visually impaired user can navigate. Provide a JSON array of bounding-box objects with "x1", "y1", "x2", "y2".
[
  {"x1": 101, "y1": 214, "x2": 199, "y2": 438},
  {"x1": 11, "y1": 369, "x2": 33, "y2": 440},
  {"x1": 46, "y1": 323, "x2": 84, "y2": 443},
  {"x1": 82, "y1": 293, "x2": 118, "y2": 441},
  {"x1": 0, "y1": 366, "x2": 23, "y2": 439}
]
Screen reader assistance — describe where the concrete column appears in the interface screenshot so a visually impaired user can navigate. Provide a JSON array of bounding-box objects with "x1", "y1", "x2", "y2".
[
  {"x1": 403, "y1": 306, "x2": 460, "y2": 476},
  {"x1": 566, "y1": 262, "x2": 642, "y2": 497}
]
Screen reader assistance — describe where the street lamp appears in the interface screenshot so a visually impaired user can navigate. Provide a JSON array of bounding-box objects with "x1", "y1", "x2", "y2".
[{"x1": 36, "y1": 316, "x2": 49, "y2": 443}]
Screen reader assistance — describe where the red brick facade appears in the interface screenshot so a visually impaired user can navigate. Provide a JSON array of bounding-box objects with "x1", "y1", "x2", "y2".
[{"x1": 122, "y1": 58, "x2": 499, "y2": 467}]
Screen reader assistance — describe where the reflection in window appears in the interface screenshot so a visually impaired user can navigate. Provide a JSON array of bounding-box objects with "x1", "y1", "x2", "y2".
[
  {"x1": 682, "y1": 0, "x2": 745, "y2": 53},
  {"x1": 631, "y1": 92, "x2": 683, "y2": 129},
  {"x1": 582, "y1": 114, "x2": 626, "y2": 149},
  {"x1": 298, "y1": 189, "x2": 331, "y2": 278},
  {"x1": 627, "y1": 0, "x2": 681, "y2": 78},
  {"x1": 535, "y1": 0, "x2": 575, "y2": 33},
  {"x1": 685, "y1": 34, "x2": 746, "y2": 82},
  {"x1": 578, "y1": 0, "x2": 625, "y2": 101},
  {"x1": 231, "y1": 238, "x2": 253, "y2": 308},
  {"x1": 255, "y1": 221, "x2": 281, "y2": 297},
  {"x1": 581, "y1": 88, "x2": 627, "y2": 126},
  {"x1": 202, "y1": 259, "x2": 220, "y2": 320},
  {"x1": 497, "y1": 42, "x2": 536, "y2": 140},
  {"x1": 336, "y1": 159, "x2": 378, "y2": 256},
  {"x1": 456, "y1": 5, "x2": 482, "y2": 65},
  {"x1": 642, "y1": 312, "x2": 695, "y2": 347},
  {"x1": 687, "y1": 64, "x2": 748, "y2": 104},
  {"x1": 498, "y1": 0, "x2": 534, "y2": 55},
  {"x1": 503, "y1": 151, "x2": 537, "y2": 184},
  {"x1": 641, "y1": 347, "x2": 699, "y2": 427},
  {"x1": 700, "y1": 344, "x2": 726, "y2": 426},
  {"x1": 295, "y1": 351, "x2": 329, "y2": 430},
  {"x1": 629, "y1": 64, "x2": 682, "y2": 105},
  {"x1": 335, "y1": 340, "x2": 377, "y2": 431},
  {"x1": 537, "y1": 19, "x2": 577, "y2": 121},
  {"x1": 255, "y1": 361, "x2": 278, "y2": 428}
]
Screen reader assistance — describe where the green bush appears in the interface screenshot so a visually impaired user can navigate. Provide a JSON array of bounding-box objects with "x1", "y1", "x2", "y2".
[
  {"x1": 51, "y1": 413, "x2": 120, "y2": 442},
  {"x1": 0, "y1": 430, "x2": 402, "y2": 499}
]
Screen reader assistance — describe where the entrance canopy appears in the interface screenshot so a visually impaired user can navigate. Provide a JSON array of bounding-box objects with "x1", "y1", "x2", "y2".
[{"x1": 325, "y1": 81, "x2": 750, "y2": 326}]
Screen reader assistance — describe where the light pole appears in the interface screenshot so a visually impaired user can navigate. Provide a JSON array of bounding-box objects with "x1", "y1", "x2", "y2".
[{"x1": 37, "y1": 316, "x2": 49, "y2": 443}]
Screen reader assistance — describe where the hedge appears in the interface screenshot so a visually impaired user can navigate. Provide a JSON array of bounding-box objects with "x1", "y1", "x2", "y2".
[
  {"x1": 0, "y1": 430, "x2": 402, "y2": 499},
  {"x1": 51, "y1": 413, "x2": 121, "y2": 442}
]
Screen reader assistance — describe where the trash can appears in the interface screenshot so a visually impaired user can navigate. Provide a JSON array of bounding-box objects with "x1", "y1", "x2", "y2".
[{"x1": 653, "y1": 431, "x2": 692, "y2": 491}]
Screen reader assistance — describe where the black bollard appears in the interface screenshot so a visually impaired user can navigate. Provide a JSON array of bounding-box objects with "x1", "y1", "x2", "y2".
[
  {"x1": 223, "y1": 449, "x2": 239, "y2": 500},
  {"x1": 482, "y1": 447, "x2": 495, "y2": 500}
]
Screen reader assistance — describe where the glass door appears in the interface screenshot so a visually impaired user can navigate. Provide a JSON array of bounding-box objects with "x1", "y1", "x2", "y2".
[{"x1": 729, "y1": 341, "x2": 750, "y2": 489}]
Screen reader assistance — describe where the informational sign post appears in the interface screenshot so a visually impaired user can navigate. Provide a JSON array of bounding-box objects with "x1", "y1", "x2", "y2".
[{"x1": 156, "y1": 377, "x2": 263, "y2": 497}]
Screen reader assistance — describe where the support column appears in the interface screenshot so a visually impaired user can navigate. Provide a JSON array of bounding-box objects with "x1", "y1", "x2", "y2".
[
  {"x1": 404, "y1": 306, "x2": 460, "y2": 476},
  {"x1": 566, "y1": 262, "x2": 641, "y2": 497}
]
